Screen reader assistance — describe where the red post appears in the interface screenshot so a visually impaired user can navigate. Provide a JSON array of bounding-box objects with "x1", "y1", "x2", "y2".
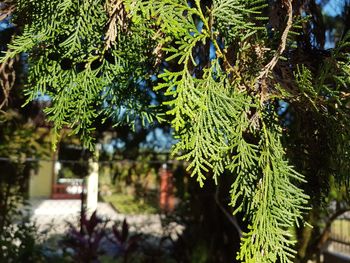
[{"x1": 159, "y1": 164, "x2": 174, "y2": 212}]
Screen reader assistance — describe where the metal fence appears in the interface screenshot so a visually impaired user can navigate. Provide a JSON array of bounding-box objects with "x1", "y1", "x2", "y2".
[{"x1": 322, "y1": 213, "x2": 350, "y2": 263}]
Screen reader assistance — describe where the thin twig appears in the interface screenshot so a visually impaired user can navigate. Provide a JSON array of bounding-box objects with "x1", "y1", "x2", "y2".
[
  {"x1": 0, "y1": 2, "x2": 15, "y2": 22},
  {"x1": 257, "y1": 0, "x2": 293, "y2": 80},
  {"x1": 0, "y1": 56, "x2": 16, "y2": 110},
  {"x1": 214, "y1": 186, "x2": 243, "y2": 237},
  {"x1": 202, "y1": 4, "x2": 239, "y2": 78},
  {"x1": 104, "y1": 0, "x2": 127, "y2": 50},
  {"x1": 341, "y1": 92, "x2": 350, "y2": 98}
]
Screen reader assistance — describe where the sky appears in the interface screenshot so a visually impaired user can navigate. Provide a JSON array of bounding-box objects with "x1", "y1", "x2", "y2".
[
  {"x1": 322, "y1": 0, "x2": 346, "y2": 17},
  {"x1": 321, "y1": 0, "x2": 347, "y2": 48}
]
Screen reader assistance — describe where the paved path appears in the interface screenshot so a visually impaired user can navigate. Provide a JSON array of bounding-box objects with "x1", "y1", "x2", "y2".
[{"x1": 28, "y1": 199, "x2": 183, "y2": 240}]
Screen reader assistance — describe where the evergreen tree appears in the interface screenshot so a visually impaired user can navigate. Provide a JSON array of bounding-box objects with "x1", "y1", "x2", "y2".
[{"x1": 1, "y1": 0, "x2": 350, "y2": 262}]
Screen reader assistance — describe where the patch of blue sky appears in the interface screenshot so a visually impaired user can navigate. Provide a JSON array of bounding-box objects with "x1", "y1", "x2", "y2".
[
  {"x1": 150, "y1": 74, "x2": 157, "y2": 82},
  {"x1": 0, "y1": 18, "x2": 13, "y2": 31},
  {"x1": 196, "y1": 20, "x2": 204, "y2": 33},
  {"x1": 103, "y1": 138, "x2": 126, "y2": 153},
  {"x1": 320, "y1": 0, "x2": 346, "y2": 49},
  {"x1": 320, "y1": 0, "x2": 345, "y2": 17},
  {"x1": 278, "y1": 100, "x2": 289, "y2": 116},
  {"x1": 209, "y1": 41, "x2": 216, "y2": 61},
  {"x1": 35, "y1": 93, "x2": 51, "y2": 102},
  {"x1": 141, "y1": 127, "x2": 176, "y2": 152}
]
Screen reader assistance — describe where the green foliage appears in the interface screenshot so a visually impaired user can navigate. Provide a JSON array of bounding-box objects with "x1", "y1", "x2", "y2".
[
  {"x1": 238, "y1": 122, "x2": 308, "y2": 263},
  {"x1": 1, "y1": 0, "x2": 160, "y2": 149},
  {"x1": 147, "y1": 1, "x2": 309, "y2": 261},
  {"x1": 2, "y1": 0, "x2": 350, "y2": 262},
  {"x1": 0, "y1": 217, "x2": 48, "y2": 263},
  {"x1": 103, "y1": 193, "x2": 158, "y2": 214},
  {"x1": 99, "y1": 153, "x2": 161, "y2": 214}
]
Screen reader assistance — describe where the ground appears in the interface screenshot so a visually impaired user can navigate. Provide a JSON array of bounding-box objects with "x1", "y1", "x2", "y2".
[{"x1": 29, "y1": 198, "x2": 183, "y2": 240}]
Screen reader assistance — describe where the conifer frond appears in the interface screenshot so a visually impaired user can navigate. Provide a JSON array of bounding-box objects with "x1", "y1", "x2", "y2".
[
  {"x1": 4, "y1": 1, "x2": 350, "y2": 262},
  {"x1": 238, "y1": 121, "x2": 308, "y2": 263},
  {"x1": 2, "y1": 0, "x2": 158, "y2": 149},
  {"x1": 148, "y1": 1, "x2": 310, "y2": 261}
]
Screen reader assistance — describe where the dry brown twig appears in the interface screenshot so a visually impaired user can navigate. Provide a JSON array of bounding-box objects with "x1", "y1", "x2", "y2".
[
  {"x1": 0, "y1": 1, "x2": 15, "y2": 22},
  {"x1": 0, "y1": 1, "x2": 16, "y2": 110},
  {"x1": 104, "y1": 0, "x2": 128, "y2": 50},
  {"x1": 256, "y1": 0, "x2": 293, "y2": 105},
  {"x1": 0, "y1": 56, "x2": 17, "y2": 110},
  {"x1": 258, "y1": 0, "x2": 293, "y2": 80},
  {"x1": 341, "y1": 91, "x2": 350, "y2": 98}
]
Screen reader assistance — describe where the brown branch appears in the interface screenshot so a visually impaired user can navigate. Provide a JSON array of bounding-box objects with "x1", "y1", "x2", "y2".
[
  {"x1": 341, "y1": 91, "x2": 350, "y2": 98},
  {"x1": 104, "y1": 0, "x2": 128, "y2": 50},
  {"x1": 205, "y1": 6, "x2": 241, "y2": 80},
  {"x1": 258, "y1": 0, "x2": 293, "y2": 80},
  {"x1": 0, "y1": 56, "x2": 17, "y2": 110},
  {"x1": 0, "y1": 2, "x2": 15, "y2": 22}
]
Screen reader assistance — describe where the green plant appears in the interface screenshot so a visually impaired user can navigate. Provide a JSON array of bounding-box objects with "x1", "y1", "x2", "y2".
[
  {"x1": 109, "y1": 219, "x2": 141, "y2": 262},
  {"x1": 0, "y1": 215, "x2": 47, "y2": 263},
  {"x1": 103, "y1": 193, "x2": 158, "y2": 215},
  {"x1": 2, "y1": 1, "x2": 350, "y2": 262},
  {"x1": 62, "y1": 211, "x2": 107, "y2": 263}
]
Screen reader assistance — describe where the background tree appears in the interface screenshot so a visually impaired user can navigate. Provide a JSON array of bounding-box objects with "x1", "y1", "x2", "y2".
[
  {"x1": 0, "y1": 13, "x2": 50, "y2": 261},
  {"x1": 1, "y1": 0, "x2": 350, "y2": 262}
]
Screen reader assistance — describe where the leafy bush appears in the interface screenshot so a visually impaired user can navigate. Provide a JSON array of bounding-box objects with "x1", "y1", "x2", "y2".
[
  {"x1": 108, "y1": 219, "x2": 141, "y2": 262},
  {"x1": 0, "y1": 215, "x2": 46, "y2": 263},
  {"x1": 62, "y1": 211, "x2": 107, "y2": 263},
  {"x1": 62, "y1": 211, "x2": 141, "y2": 263}
]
